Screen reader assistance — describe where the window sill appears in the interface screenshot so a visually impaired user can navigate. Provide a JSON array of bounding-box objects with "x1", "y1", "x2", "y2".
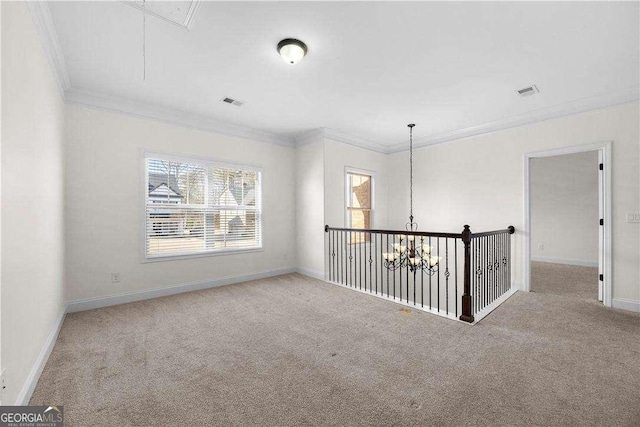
[{"x1": 141, "y1": 246, "x2": 264, "y2": 263}]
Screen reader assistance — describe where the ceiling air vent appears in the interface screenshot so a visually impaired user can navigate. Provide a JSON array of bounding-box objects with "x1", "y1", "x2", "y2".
[
  {"x1": 221, "y1": 97, "x2": 245, "y2": 107},
  {"x1": 516, "y1": 85, "x2": 539, "y2": 97}
]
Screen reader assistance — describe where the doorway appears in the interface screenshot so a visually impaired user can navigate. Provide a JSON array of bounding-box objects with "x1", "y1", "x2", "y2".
[{"x1": 523, "y1": 142, "x2": 612, "y2": 306}]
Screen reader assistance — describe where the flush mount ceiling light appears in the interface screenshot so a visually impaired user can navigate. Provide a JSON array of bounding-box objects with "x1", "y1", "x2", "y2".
[{"x1": 277, "y1": 38, "x2": 308, "y2": 64}]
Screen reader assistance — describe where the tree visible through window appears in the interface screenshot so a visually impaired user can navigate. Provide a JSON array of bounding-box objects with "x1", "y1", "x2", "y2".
[
  {"x1": 145, "y1": 156, "x2": 262, "y2": 259},
  {"x1": 347, "y1": 171, "x2": 373, "y2": 234}
]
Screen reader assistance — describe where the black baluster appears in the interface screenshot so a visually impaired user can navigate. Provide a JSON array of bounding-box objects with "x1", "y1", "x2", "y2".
[
  {"x1": 386, "y1": 233, "x2": 390, "y2": 297},
  {"x1": 406, "y1": 233, "x2": 409, "y2": 303},
  {"x1": 476, "y1": 237, "x2": 480, "y2": 314},
  {"x1": 483, "y1": 236, "x2": 486, "y2": 309},
  {"x1": 421, "y1": 236, "x2": 424, "y2": 308},
  {"x1": 498, "y1": 234, "x2": 501, "y2": 298},
  {"x1": 496, "y1": 234, "x2": 500, "y2": 297},
  {"x1": 342, "y1": 231, "x2": 345, "y2": 285},
  {"x1": 485, "y1": 235, "x2": 488, "y2": 309},
  {"x1": 437, "y1": 237, "x2": 440, "y2": 312},
  {"x1": 361, "y1": 231, "x2": 365, "y2": 291},
  {"x1": 398, "y1": 236, "x2": 402, "y2": 301},
  {"x1": 429, "y1": 236, "x2": 432, "y2": 309},
  {"x1": 413, "y1": 238, "x2": 416, "y2": 306},
  {"x1": 340, "y1": 231, "x2": 343, "y2": 285},
  {"x1": 374, "y1": 233, "x2": 378, "y2": 294},
  {"x1": 369, "y1": 232, "x2": 373, "y2": 293},
  {"x1": 445, "y1": 238, "x2": 449, "y2": 315},
  {"x1": 503, "y1": 232, "x2": 507, "y2": 294},
  {"x1": 392, "y1": 234, "x2": 396, "y2": 299},
  {"x1": 472, "y1": 238, "x2": 475, "y2": 314},
  {"x1": 500, "y1": 232, "x2": 503, "y2": 295},
  {"x1": 328, "y1": 230, "x2": 331, "y2": 281},
  {"x1": 334, "y1": 230, "x2": 337, "y2": 282},
  {"x1": 480, "y1": 236, "x2": 483, "y2": 310},
  {"x1": 503, "y1": 232, "x2": 507, "y2": 295},
  {"x1": 350, "y1": 231, "x2": 353, "y2": 287},
  {"x1": 332, "y1": 230, "x2": 336, "y2": 282},
  {"x1": 508, "y1": 230, "x2": 511, "y2": 291},
  {"x1": 455, "y1": 238, "x2": 458, "y2": 317},
  {"x1": 358, "y1": 231, "x2": 361, "y2": 290},
  {"x1": 488, "y1": 236, "x2": 496, "y2": 303}
]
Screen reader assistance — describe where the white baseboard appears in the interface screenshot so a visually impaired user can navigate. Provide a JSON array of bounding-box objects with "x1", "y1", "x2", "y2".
[
  {"x1": 15, "y1": 268, "x2": 297, "y2": 406},
  {"x1": 531, "y1": 256, "x2": 598, "y2": 268},
  {"x1": 15, "y1": 309, "x2": 66, "y2": 405},
  {"x1": 612, "y1": 298, "x2": 640, "y2": 313},
  {"x1": 472, "y1": 287, "x2": 519, "y2": 324},
  {"x1": 295, "y1": 267, "x2": 325, "y2": 281},
  {"x1": 67, "y1": 267, "x2": 296, "y2": 313}
]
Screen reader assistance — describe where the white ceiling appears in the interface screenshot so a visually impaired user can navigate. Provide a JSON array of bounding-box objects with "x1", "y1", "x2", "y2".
[{"x1": 48, "y1": 1, "x2": 639, "y2": 150}]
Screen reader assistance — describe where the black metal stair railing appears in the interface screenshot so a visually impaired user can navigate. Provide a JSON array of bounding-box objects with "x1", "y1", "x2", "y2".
[{"x1": 324, "y1": 224, "x2": 515, "y2": 323}]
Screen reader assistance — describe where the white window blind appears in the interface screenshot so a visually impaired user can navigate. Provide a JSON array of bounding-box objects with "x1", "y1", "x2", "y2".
[{"x1": 145, "y1": 155, "x2": 262, "y2": 259}]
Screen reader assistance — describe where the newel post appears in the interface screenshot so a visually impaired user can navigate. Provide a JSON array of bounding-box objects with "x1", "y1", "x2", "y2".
[{"x1": 460, "y1": 225, "x2": 474, "y2": 323}]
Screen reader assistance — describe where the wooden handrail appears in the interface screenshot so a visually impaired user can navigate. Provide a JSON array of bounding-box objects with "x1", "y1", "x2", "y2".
[
  {"x1": 324, "y1": 225, "x2": 462, "y2": 239},
  {"x1": 471, "y1": 226, "x2": 515, "y2": 238},
  {"x1": 325, "y1": 225, "x2": 516, "y2": 239}
]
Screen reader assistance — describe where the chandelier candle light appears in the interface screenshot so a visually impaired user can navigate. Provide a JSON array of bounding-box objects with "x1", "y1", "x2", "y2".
[{"x1": 382, "y1": 124, "x2": 441, "y2": 274}]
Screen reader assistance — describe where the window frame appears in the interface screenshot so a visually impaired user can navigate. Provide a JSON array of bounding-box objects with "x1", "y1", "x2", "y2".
[
  {"x1": 140, "y1": 149, "x2": 264, "y2": 263},
  {"x1": 344, "y1": 167, "x2": 375, "y2": 231}
]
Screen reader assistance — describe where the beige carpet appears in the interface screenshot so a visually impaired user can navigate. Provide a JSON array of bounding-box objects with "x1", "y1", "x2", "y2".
[
  {"x1": 531, "y1": 260, "x2": 599, "y2": 300},
  {"x1": 31, "y1": 265, "x2": 640, "y2": 426}
]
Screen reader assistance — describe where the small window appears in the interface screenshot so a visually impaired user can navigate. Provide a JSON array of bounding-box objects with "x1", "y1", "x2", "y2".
[
  {"x1": 144, "y1": 154, "x2": 262, "y2": 260},
  {"x1": 346, "y1": 171, "x2": 373, "y2": 232}
]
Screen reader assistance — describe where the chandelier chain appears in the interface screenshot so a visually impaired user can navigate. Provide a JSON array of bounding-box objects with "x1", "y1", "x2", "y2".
[
  {"x1": 142, "y1": 0, "x2": 146, "y2": 81},
  {"x1": 409, "y1": 124, "x2": 413, "y2": 222}
]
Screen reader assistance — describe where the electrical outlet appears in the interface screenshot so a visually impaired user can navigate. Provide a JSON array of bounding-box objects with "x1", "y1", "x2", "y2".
[
  {"x1": 111, "y1": 273, "x2": 121, "y2": 283},
  {"x1": 627, "y1": 212, "x2": 640, "y2": 223},
  {"x1": 538, "y1": 244, "x2": 544, "y2": 250},
  {"x1": 1, "y1": 369, "x2": 6, "y2": 403}
]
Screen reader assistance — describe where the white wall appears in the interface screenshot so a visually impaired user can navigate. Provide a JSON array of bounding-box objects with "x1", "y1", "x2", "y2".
[
  {"x1": 295, "y1": 140, "x2": 325, "y2": 277},
  {"x1": 388, "y1": 102, "x2": 640, "y2": 304},
  {"x1": 323, "y1": 139, "x2": 388, "y2": 230},
  {"x1": 1, "y1": 2, "x2": 66, "y2": 404},
  {"x1": 64, "y1": 105, "x2": 296, "y2": 302},
  {"x1": 531, "y1": 151, "x2": 599, "y2": 266},
  {"x1": 0, "y1": 0, "x2": 4, "y2": 384},
  {"x1": 293, "y1": 137, "x2": 389, "y2": 279}
]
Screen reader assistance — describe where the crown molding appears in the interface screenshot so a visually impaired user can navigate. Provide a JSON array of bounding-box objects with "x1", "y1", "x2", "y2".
[
  {"x1": 65, "y1": 88, "x2": 296, "y2": 147},
  {"x1": 27, "y1": 1, "x2": 71, "y2": 100},
  {"x1": 322, "y1": 128, "x2": 391, "y2": 154},
  {"x1": 385, "y1": 86, "x2": 640, "y2": 153},
  {"x1": 63, "y1": 85, "x2": 639, "y2": 155},
  {"x1": 294, "y1": 128, "x2": 390, "y2": 154},
  {"x1": 294, "y1": 128, "x2": 325, "y2": 147}
]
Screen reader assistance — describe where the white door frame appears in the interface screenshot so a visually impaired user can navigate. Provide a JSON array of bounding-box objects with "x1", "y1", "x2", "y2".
[{"x1": 523, "y1": 141, "x2": 612, "y2": 307}]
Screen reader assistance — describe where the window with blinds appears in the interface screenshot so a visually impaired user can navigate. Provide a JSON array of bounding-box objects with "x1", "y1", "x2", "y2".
[{"x1": 144, "y1": 155, "x2": 262, "y2": 259}]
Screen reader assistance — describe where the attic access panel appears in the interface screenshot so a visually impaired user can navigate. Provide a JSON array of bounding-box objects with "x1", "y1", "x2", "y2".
[{"x1": 124, "y1": 1, "x2": 201, "y2": 30}]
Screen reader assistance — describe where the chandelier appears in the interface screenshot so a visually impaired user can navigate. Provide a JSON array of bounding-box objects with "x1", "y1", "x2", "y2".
[{"x1": 382, "y1": 124, "x2": 441, "y2": 274}]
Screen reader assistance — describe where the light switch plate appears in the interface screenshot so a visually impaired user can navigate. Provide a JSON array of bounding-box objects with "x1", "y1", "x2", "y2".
[{"x1": 627, "y1": 212, "x2": 640, "y2": 223}]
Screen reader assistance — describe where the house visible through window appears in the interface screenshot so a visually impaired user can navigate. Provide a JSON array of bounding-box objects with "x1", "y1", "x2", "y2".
[
  {"x1": 347, "y1": 171, "x2": 373, "y2": 231},
  {"x1": 145, "y1": 155, "x2": 262, "y2": 259}
]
